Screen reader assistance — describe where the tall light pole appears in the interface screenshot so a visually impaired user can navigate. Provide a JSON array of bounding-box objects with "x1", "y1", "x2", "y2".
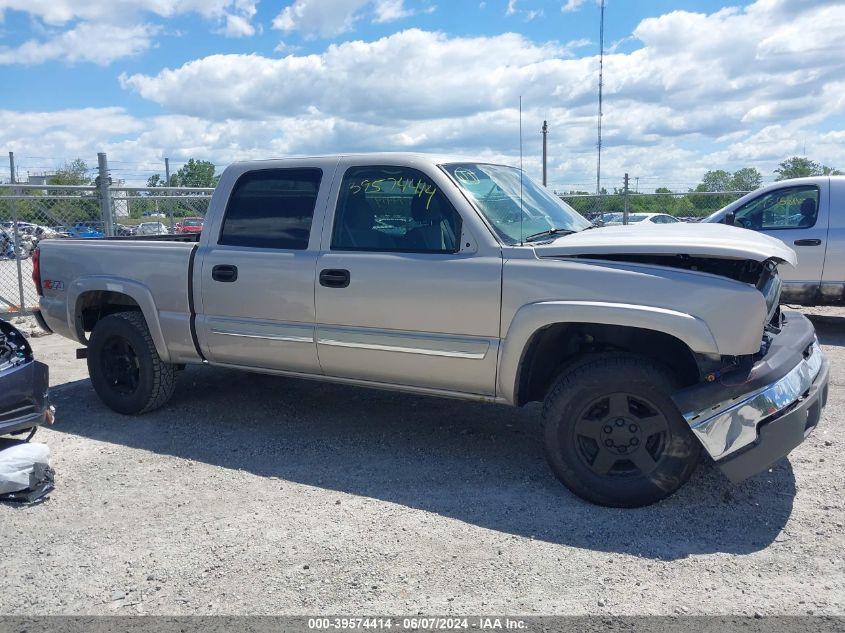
[{"x1": 596, "y1": 0, "x2": 606, "y2": 218}]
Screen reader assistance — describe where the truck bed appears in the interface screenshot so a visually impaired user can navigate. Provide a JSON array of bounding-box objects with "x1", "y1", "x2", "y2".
[{"x1": 37, "y1": 237, "x2": 201, "y2": 364}]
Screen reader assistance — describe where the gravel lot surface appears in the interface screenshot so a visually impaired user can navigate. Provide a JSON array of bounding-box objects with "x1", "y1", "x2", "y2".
[{"x1": 1, "y1": 309, "x2": 843, "y2": 616}]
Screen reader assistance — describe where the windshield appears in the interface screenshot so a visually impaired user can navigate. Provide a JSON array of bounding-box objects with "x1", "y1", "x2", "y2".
[
  {"x1": 442, "y1": 163, "x2": 591, "y2": 244},
  {"x1": 184, "y1": 220, "x2": 203, "y2": 226}
]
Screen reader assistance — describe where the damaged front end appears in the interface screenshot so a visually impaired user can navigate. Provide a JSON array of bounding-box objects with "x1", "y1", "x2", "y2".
[
  {"x1": 0, "y1": 319, "x2": 54, "y2": 437},
  {"x1": 673, "y1": 310, "x2": 828, "y2": 482},
  {"x1": 601, "y1": 255, "x2": 828, "y2": 482}
]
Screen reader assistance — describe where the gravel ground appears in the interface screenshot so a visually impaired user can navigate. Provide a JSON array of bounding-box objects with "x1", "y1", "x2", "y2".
[{"x1": 0, "y1": 309, "x2": 843, "y2": 616}]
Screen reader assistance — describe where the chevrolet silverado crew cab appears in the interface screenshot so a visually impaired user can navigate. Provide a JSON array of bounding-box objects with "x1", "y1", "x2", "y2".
[
  {"x1": 34, "y1": 154, "x2": 829, "y2": 507},
  {"x1": 705, "y1": 176, "x2": 845, "y2": 306}
]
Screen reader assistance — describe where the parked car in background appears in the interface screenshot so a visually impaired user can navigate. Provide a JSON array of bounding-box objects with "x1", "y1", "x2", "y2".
[
  {"x1": 136, "y1": 222, "x2": 170, "y2": 236},
  {"x1": 175, "y1": 217, "x2": 204, "y2": 234},
  {"x1": 68, "y1": 223, "x2": 105, "y2": 239},
  {"x1": 115, "y1": 224, "x2": 137, "y2": 237},
  {"x1": 36, "y1": 154, "x2": 828, "y2": 508},
  {"x1": 0, "y1": 318, "x2": 53, "y2": 437},
  {"x1": 603, "y1": 212, "x2": 681, "y2": 226},
  {"x1": 0, "y1": 227, "x2": 35, "y2": 259},
  {"x1": 705, "y1": 176, "x2": 845, "y2": 305}
]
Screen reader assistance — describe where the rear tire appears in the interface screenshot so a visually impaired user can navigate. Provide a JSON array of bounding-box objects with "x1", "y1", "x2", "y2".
[
  {"x1": 542, "y1": 353, "x2": 701, "y2": 507},
  {"x1": 87, "y1": 311, "x2": 176, "y2": 415}
]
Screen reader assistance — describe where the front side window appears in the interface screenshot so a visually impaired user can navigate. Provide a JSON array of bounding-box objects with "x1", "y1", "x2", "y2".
[
  {"x1": 442, "y1": 162, "x2": 591, "y2": 244},
  {"x1": 733, "y1": 185, "x2": 820, "y2": 230},
  {"x1": 332, "y1": 166, "x2": 462, "y2": 253},
  {"x1": 219, "y1": 168, "x2": 322, "y2": 249}
]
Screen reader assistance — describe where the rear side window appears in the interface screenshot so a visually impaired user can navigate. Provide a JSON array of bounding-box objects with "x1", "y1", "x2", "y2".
[{"x1": 219, "y1": 168, "x2": 322, "y2": 249}]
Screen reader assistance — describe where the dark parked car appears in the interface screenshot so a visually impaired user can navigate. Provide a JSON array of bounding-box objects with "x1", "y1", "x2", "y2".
[{"x1": 0, "y1": 319, "x2": 53, "y2": 437}]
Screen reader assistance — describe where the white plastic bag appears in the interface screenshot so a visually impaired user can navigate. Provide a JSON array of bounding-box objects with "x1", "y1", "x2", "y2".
[{"x1": 0, "y1": 442, "x2": 51, "y2": 495}]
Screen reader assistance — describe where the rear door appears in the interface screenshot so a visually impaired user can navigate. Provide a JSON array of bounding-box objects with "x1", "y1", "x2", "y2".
[
  {"x1": 195, "y1": 160, "x2": 335, "y2": 373},
  {"x1": 313, "y1": 160, "x2": 502, "y2": 396},
  {"x1": 731, "y1": 181, "x2": 829, "y2": 302}
]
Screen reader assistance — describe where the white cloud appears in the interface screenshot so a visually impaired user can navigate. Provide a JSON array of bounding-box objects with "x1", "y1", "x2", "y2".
[
  {"x1": 121, "y1": 30, "x2": 573, "y2": 121},
  {"x1": 7, "y1": 0, "x2": 845, "y2": 189},
  {"x1": 0, "y1": 22, "x2": 159, "y2": 65},
  {"x1": 0, "y1": 0, "x2": 259, "y2": 62},
  {"x1": 221, "y1": 13, "x2": 256, "y2": 37},
  {"x1": 507, "y1": 1, "x2": 543, "y2": 22},
  {"x1": 0, "y1": 0, "x2": 255, "y2": 24},
  {"x1": 115, "y1": 0, "x2": 845, "y2": 189},
  {"x1": 373, "y1": 0, "x2": 413, "y2": 23},
  {"x1": 273, "y1": 0, "x2": 369, "y2": 37},
  {"x1": 273, "y1": 0, "x2": 416, "y2": 37},
  {"x1": 562, "y1": 0, "x2": 588, "y2": 13}
]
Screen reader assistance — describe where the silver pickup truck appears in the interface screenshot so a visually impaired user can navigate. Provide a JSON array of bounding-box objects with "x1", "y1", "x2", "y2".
[{"x1": 34, "y1": 154, "x2": 829, "y2": 507}]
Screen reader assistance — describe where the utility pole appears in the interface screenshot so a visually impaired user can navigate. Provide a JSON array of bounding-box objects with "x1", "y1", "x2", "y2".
[
  {"x1": 97, "y1": 152, "x2": 114, "y2": 237},
  {"x1": 635, "y1": 176, "x2": 639, "y2": 193},
  {"x1": 542, "y1": 120, "x2": 549, "y2": 187},
  {"x1": 164, "y1": 157, "x2": 174, "y2": 231},
  {"x1": 623, "y1": 173, "x2": 630, "y2": 225},
  {"x1": 9, "y1": 151, "x2": 24, "y2": 308}
]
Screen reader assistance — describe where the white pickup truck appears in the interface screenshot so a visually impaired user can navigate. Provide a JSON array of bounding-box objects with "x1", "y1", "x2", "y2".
[
  {"x1": 706, "y1": 176, "x2": 845, "y2": 305},
  {"x1": 33, "y1": 154, "x2": 829, "y2": 507}
]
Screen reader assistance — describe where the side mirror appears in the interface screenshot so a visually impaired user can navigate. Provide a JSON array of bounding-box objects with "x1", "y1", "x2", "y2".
[{"x1": 725, "y1": 212, "x2": 735, "y2": 226}]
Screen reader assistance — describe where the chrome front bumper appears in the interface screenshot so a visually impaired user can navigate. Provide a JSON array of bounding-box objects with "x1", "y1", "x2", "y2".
[
  {"x1": 672, "y1": 311, "x2": 828, "y2": 481},
  {"x1": 684, "y1": 340, "x2": 825, "y2": 460}
]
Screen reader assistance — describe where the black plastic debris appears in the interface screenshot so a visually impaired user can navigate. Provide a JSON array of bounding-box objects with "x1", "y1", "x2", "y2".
[{"x1": 0, "y1": 441, "x2": 55, "y2": 504}]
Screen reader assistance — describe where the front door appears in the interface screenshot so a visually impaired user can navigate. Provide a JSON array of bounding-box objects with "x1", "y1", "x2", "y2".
[
  {"x1": 314, "y1": 163, "x2": 502, "y2": 396},
  {"x1": 732, "y1": 182, "x2": 829, "y2": 302}
]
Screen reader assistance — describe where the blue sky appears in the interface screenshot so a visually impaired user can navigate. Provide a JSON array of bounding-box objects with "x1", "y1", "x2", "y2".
[{"x1": 1, "y1": 0, "x2": 843, "y2": 189}]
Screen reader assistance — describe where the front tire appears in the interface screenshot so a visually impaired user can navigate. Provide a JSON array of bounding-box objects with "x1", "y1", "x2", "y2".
[
  {"x1": 87, "y1": 311, "x2": 176, "y2": 415},
  {"x1": 542, "y1": 354, "x2": 701, "y2": 507}
]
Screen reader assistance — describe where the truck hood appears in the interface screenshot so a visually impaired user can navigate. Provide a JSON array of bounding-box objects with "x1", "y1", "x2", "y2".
[{"x1": 533, "y1": 223, "x2": 796, "y2": 267}]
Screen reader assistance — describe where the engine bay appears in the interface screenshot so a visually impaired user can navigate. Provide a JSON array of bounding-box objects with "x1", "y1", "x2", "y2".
[{"x1": 0, "y1": 320, "x2": 32, "y2": 372}]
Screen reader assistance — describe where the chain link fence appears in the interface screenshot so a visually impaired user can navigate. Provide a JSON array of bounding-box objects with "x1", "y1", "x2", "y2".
[
  {"x1": 0, "y1": 184, "x2": 212, "y2": 315},
  {"x1": 558, "y1": 190, "x2": 750, "y2": 223}
]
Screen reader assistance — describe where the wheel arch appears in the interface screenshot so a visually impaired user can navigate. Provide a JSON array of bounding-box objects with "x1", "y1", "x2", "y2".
[
  {"x1": 499, "y1": 301, "x2": 719, "y2": 406},
  {"x1": 68, "y1": 277, "x2": 170, "y2": 362}
]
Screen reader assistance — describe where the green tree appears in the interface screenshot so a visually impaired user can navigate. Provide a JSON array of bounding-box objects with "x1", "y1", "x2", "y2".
[
  {"x1": 695, "y1": 170, "x2": 733, "y2": 192},
  {"x1": 173, "y1": 159, "x2": 219, "y2": 187},
  {"x1": 774, "y1": 156, "x2": 842, "y2": 180},
  {"x1": 730, "y1": 167, "x2": 762, "y2": 191},
  {"x1": 48, "y1": 159, "x2": 93, "y2": 185},
  {"x1": 655, "y1": 187, "x2": 672, "y2": 194}
]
